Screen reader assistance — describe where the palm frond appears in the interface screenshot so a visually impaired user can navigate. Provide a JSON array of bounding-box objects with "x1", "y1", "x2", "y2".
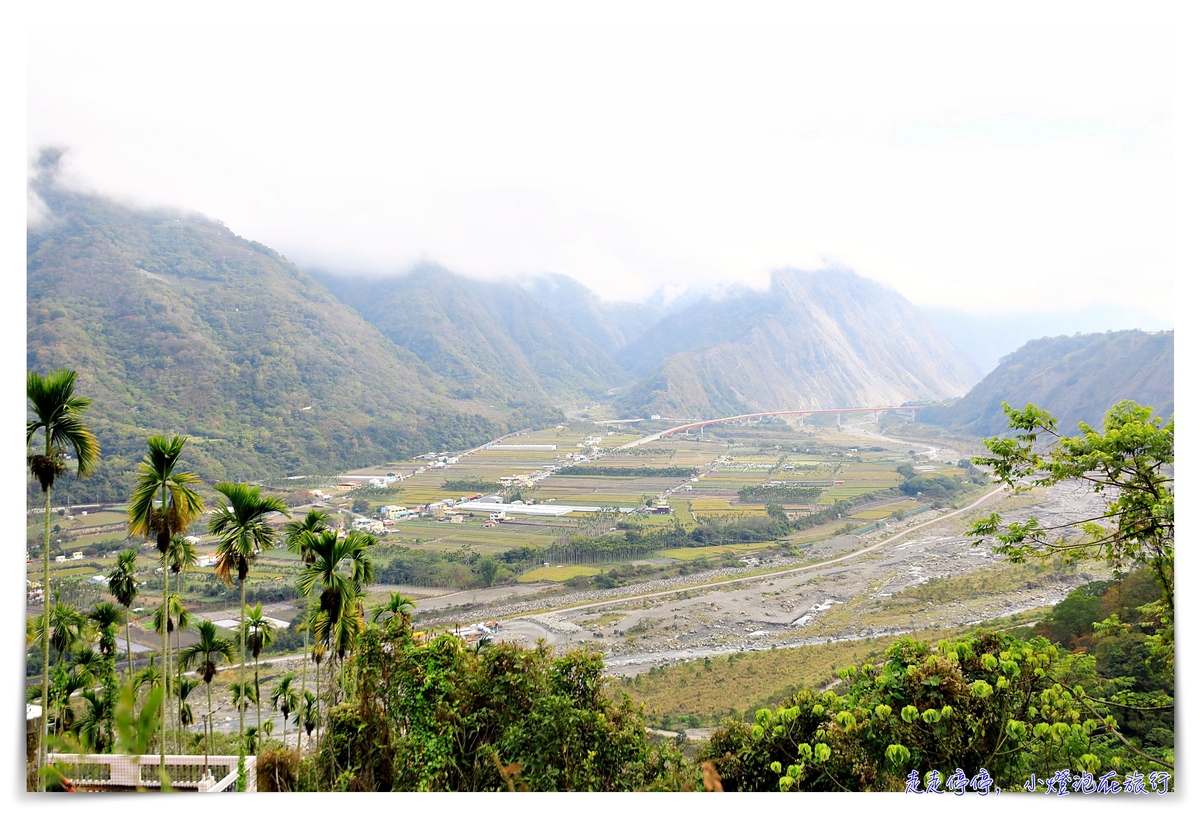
[
  {"x1": 127, "y1": 435, "x2": 204, "y2": 541},
  {"x1": 27, "y1": 369, "x2": 100, "y2": 478},
  {"x1": 210, "y1": 482, "x2": 289, "y2": 585},
  {"x1": 107, "y1": 549, "x2": 139, "y2": 608}
]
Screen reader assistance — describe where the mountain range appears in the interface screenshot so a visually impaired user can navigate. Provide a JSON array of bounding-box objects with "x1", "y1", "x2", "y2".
[
  {"x1": 313, "y1": 267, "x2": 631, "y2": 409},
  {"x1": 28, "y1": 165, "x2": 1171, "y2": 501},
  {"x1": 27, "y1": 175, "x2": 519, "y2": 501},
  {"x1": 609, "y1": 269, "x2": 981, "y2": 418},
  {"x1": 918, "y1": 330, "x2": 1174, "y2": 436}
]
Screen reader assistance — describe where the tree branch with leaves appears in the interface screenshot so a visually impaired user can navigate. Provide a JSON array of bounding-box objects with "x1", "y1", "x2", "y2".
[{"x1": 966, "y1": 400, "x2": 1173, "y2": 669}]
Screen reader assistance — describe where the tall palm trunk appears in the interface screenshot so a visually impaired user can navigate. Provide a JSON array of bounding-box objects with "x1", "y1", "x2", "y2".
[
  {"x1": 299, "y1": 628, "x2": 308, "y2": 753},
  {"x1": 174, "y1": 625, "x2": 181, "y2": 752},
  {"x1": 125, "y1": 620, "x2": 134, "y2": 680},
  {"x1": 239, "y1": 577, "x2": 247, "y2": 762},
  {"x1": 38, "y1": 472, "x2": 52, "y2": 791},
  {"x1": 164, "y1": 568, "x2": 174, "y2": 752},
  {"x1": 205, "y1": 682, "x2": 213, "y2": 764},
  {"x1": 159, "y1": 483, "x2": 168, "y2": 772},
  {"x1": 254, "y1": 654, "x2": 261, "y2": 745},
  {"x1": 314, "y1": 658, "x2": 322, "y2": 749}
]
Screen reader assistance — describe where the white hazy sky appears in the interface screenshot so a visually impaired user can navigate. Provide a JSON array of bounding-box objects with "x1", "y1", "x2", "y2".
[{"x1": 23, "y1": 8, "x2": 1180, "y2": 321}]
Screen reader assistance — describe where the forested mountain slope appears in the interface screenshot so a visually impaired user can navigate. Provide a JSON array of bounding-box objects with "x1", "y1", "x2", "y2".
[
  {"x1": 614, "y1": 269, "x2": 980, "y2": 418},
  {"x1": 918, "y1": 330, "x2": 1174, "y2": 436},
  {"x1": 27, "y1": 180, "x2": 519, "y2": 502},
  {"x1": 315, "y1": 267, "x2": 632, "y2": 406},
  {"x1": 520, "y1": 273, "x2": 666, "y2": 356}
]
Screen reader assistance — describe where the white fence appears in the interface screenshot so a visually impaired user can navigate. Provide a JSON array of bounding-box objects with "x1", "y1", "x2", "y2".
[{"x1": 46, "y1": 754, "x2": 257, "y2": 792}]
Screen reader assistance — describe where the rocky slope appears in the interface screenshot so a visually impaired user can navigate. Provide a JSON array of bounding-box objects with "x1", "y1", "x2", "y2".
[
  {"x1": 918, "y1": 330, "x2": 1174, "y2": 436},
  {"x1": 615, "y1": 269, "x2": 980, "y2": 418}
]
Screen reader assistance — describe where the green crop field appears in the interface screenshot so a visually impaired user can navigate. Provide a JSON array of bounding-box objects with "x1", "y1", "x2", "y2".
[
  {"x1": 656, "y1": 542, "x2": 776, "y2": 561},
  {"x1": 848, "y1": 500, "x2": 923, "y2": 521},
  {"x1": 518, "y1": 564, "x2": 602, "y2": 582}
]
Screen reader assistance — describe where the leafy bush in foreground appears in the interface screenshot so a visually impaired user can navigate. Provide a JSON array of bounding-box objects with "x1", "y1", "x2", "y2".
[
  {"x1": 699, "y1": 629, "x2": 1172, "y2": 792},
  {"x1": 302, "y1": 625, "x2": 686, "y2": 791}
]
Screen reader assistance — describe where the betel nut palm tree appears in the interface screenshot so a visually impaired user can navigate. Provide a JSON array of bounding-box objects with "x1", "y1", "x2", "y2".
[
  {"x1": 127, "y1": 434, "x2": 204, "y2": 774},
  {"x1": 165, "y1": 534, "x2": 198, "y2": 751},
  {"x1": 241, "y1": 603, "x2": 276, "y2": 738},
  {"x1": 177, "y1": 677, "x2": 199, "y2": 748},
  {"x1": 270, "y1": 672, "x2": 299, "y2": 751},
  {"x1": 86, "y1": 601, "x2": 125, "y2": 751},
  {"x1": 284, "y1": 508, "x2": 330, "y2": 735},
  {"x1": 296, "y1": 689, "x2": 318, "y2": 750},
  {"x1": 152, "y1": 590, "x2": 192, "y2": 750},
  {"x1": 27, "y1": 596, "x2": 87, "y2": 742},
  {"x1": 178, "y1": 619, "x2": 235, "y2": 763},
  {"x1": 27, "y1": 368, "x2": 100, "y2": 788},
  {"x1": 107, "y1": 548, "x2": 140, "y2": 679},
  {"x1": 370, "y1": 590, "x2": 416, "y2": 629},
  {"x1": 209, "y1": 481, "x2": 288, "y2": 775},
  {"x1": 297, "y1": 529, "x2": 374, "y2": 700}
]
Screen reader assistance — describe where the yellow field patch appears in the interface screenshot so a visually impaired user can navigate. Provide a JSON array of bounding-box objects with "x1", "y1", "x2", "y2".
[
  {"x1": 518, "y1": 565, "x2": 602, "y2": 582},
  {"x1": 846, "y1": 500, "x2": 922, "y2": 520},
  {"x1": 656, "y1": 542, "x2": 775, "y2": 560}
]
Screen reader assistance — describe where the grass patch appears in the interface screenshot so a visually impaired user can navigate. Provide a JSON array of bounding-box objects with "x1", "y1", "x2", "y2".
[{"x1": 616, "y1": 616, "x2": 1037, "y2": 726}]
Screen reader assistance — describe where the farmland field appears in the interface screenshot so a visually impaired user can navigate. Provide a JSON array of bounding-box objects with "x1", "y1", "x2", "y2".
[
  {"x1": 656, "y1": 542, "x2": 777, "y2": 561},
  {"x1": 846, "y1": 500, "x2": 923, "y2": 521},
  {"x1": 519, "y1": 565, "x2": 602, "y2": 582},
  {"x1": 26, "y1": 414, "x2": 980, "y2": 631}
]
